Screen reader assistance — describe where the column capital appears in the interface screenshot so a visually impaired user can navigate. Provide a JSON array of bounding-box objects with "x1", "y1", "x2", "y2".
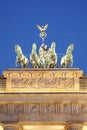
[{"x1": 67, "y1": 124, "x2": 83, "y2": 130}]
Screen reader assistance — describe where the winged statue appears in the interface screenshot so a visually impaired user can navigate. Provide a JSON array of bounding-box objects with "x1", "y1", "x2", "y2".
[{"x1": 36, "y1": 24, "x2": 48, "y2": 32}]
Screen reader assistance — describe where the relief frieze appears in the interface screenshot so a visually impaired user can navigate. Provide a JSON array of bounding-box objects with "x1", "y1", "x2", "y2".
[
  {"x1": 11, "y1": 77, "x2": 75, "y2": 89},
  {"x1": 3, "y1": 69, "x2": 83, "y2": 92},
  {"x1": 0, "y1": 103, "x2": 87, "y2": 115},
  {"x1": 0, "y1": 103, "x2": 87, "y2": 122}
]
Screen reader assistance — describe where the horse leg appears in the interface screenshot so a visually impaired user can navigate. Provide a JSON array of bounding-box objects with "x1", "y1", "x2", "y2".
[
  {"x1": 15, "y1": 60, "x2": 18, "y2": 67},
  {"x1": 66, "y1": 63, "x2": 68, "y2": 68},
  {"x1": 61, "y1": 65, "x2": 63, "y2": 68},
  {"x1": 23, "y1": 59, "x2": 29, "y2": 68},
  {"x1": 61, "y1": 63, "x2": 65, "y2": 68},
  {"x1": 70, "y1": 59, "x2": 73, "y2": 67},
  {"x1": 24, "y1": 64, "x2": 28, "y2": 68}
]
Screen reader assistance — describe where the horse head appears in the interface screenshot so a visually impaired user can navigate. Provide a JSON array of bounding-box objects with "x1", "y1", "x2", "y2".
[
  {"x1": 15, "y1": 44, "x2": 23, "y2": 55},
  {"x1": 66, "y1": 43, "x2": 74, "y2": 54},
  {"x1": 51, "y1": 42, "x2": 56, "y2": 50},
  {"x1": 67, "y1": 43, "x2": 74, "y2": 51},
  {"x1": 32, "y1": 43, "x2": 37, "y2": 53}
]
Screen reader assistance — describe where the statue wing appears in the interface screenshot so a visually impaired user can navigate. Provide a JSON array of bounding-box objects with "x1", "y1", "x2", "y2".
[
  {"x1": 44, "y1": 24, "x2": 48, "y2": 31},
  {"x1": 36, "y1": 25, "x2": 42, "y2": 31}
]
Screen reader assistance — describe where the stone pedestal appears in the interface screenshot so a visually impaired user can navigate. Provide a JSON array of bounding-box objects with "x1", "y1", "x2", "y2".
[{"x1": 3, "y1": 68, "x2": 83, "y2": 92}]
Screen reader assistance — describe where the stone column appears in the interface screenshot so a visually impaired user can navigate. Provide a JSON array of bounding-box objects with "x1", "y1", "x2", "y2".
[{"x1": 67, "y1": 124, "x2": 83, "y2": 130}]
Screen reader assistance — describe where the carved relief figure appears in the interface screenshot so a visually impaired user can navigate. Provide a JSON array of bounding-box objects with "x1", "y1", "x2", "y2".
[
  {"x1": 43, "y1": 104, "x2": 55, "y2": 114},
  {"x1": 14, "y1": 104, "x2": 24, "y2": 114},
  {"x1": 29, "y1": 104, "x2": 39, "y2": 113}
]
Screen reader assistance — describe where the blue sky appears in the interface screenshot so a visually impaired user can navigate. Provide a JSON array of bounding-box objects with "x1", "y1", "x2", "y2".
[{"x1": 0, "y1": 0, "x2": 87, "y2": 75}]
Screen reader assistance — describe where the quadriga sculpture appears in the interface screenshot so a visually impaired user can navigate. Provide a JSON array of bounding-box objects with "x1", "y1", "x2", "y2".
[
  {"x1": 30, "y1": 43, "x2": 40, "y2": 68},
  {"x1": 30, "y1": 42, "x2": 57, "y2": 68},
  {"x1": 39, "y1": 42, "x2": 57, "y2": 68},
  {"x1": 60, "y1": 43, "x2": 74, "y2": 68},
  {"x1": 15, "y1": 45, "x2": 29, "y2": 68}
]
